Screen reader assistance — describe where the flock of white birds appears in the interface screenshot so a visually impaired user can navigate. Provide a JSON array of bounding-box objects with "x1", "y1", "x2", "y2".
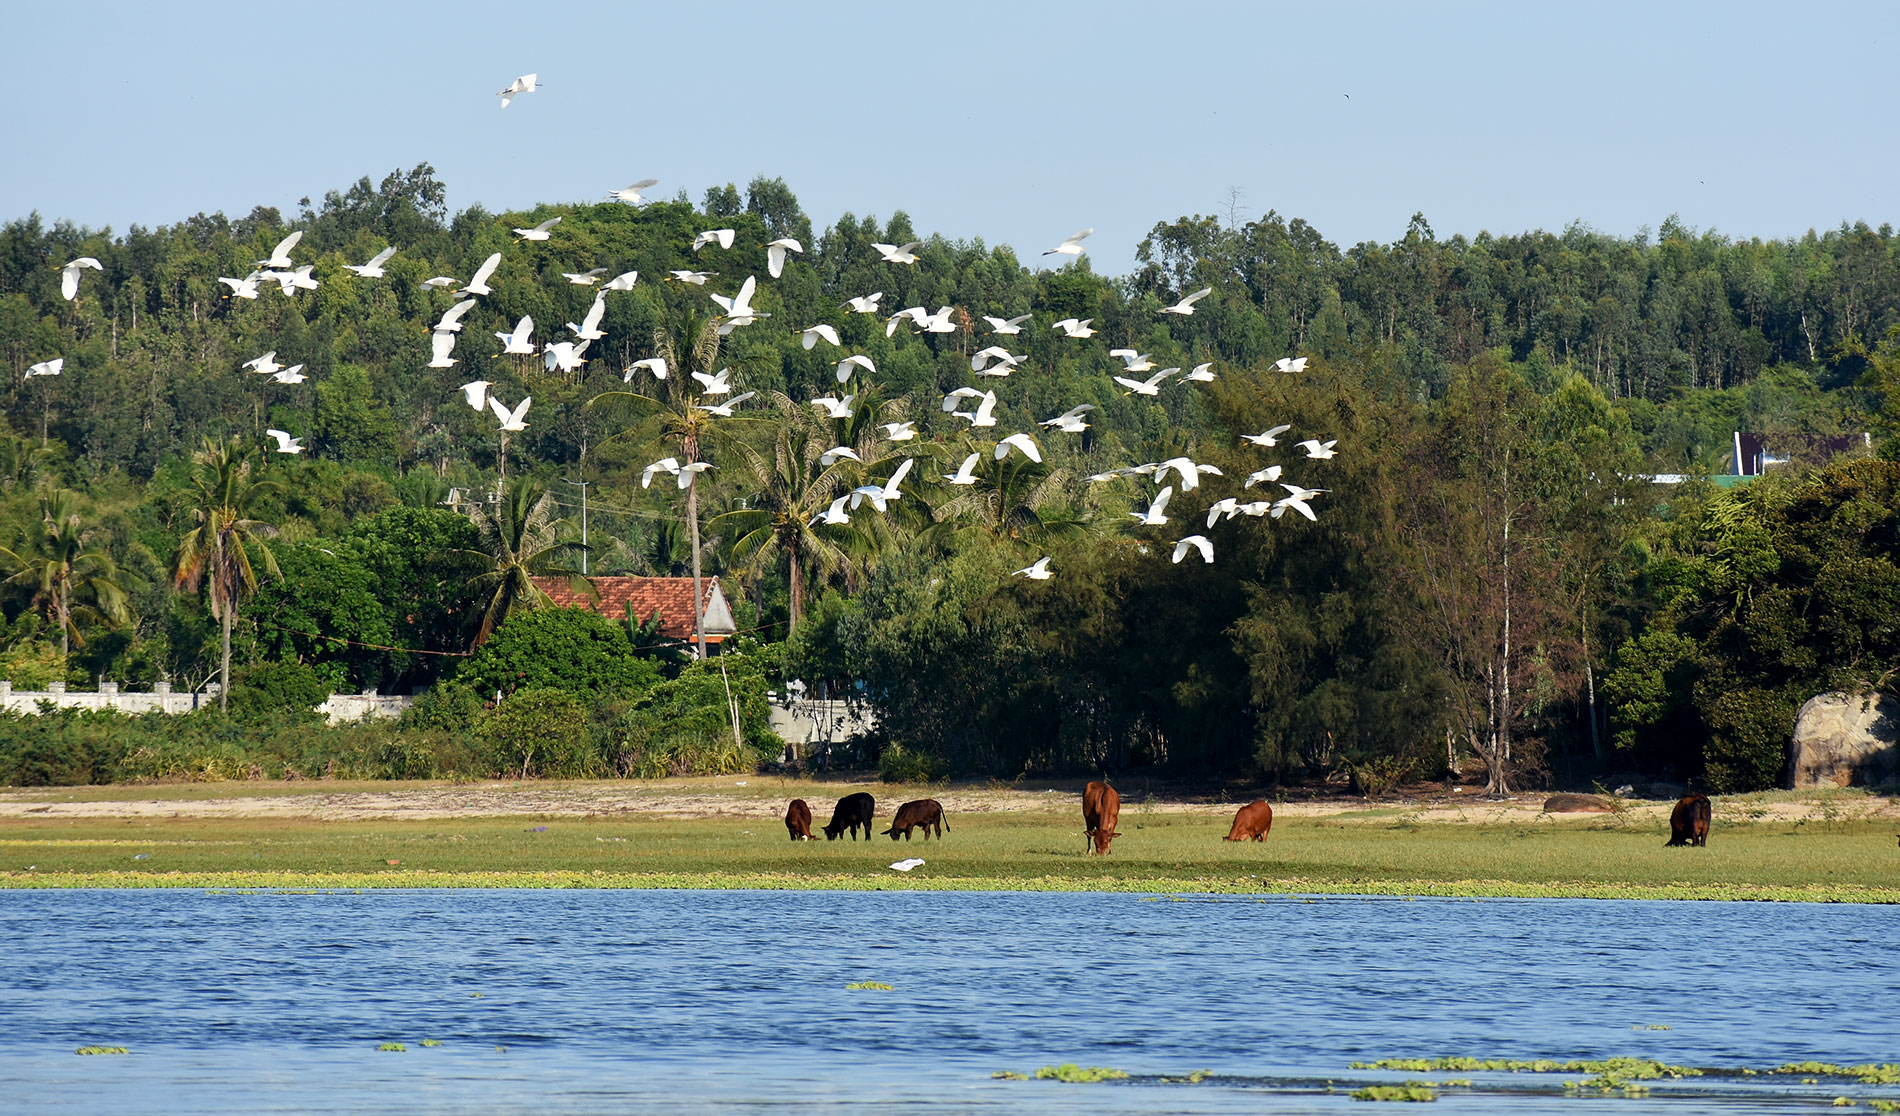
[{"x1": 29, "y1": 71, "x2": 1340, "y2": 581}]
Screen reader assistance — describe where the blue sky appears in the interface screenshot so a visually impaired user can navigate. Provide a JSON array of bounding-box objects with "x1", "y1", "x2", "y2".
[{"x1": 8, "y1": 0, "x2": 1897, "y2": 275}]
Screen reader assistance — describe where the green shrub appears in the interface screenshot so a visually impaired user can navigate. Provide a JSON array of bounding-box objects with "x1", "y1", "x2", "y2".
[
  {"x1": 485, "y1": 688, "x2": 595, "y2": 778},
  {"x1": 879, "y1": 743, "x2": 946, "y2": 783},
  {"x1": 1698, "y1": 684, "x2": 1796, "y2": 792},
  {"x1": 229, "y1": 660, "x2": 337, "y2": 721},
  {"x1": 458, "y1": 607, "x2": 661, "y2": 699}
]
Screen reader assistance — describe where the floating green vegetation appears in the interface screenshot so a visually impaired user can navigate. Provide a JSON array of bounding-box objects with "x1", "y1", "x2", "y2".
[
  {"x1": 844, "y1": 981, "x2": 893, "y2": 991},
  {"x1": 377, "y1": 1042, "x2": 406, "y2": 1052},
  {"x1": 1350, "y1": 1084, "x2": 1438, "y2": 1101},
  {"x1": 420, "y1": 1039, "x2": 443, "y2": 1047},
  {"x1": 1353, "y1": 1057, "x2": 1701, "y2": 1079},
  {"x1": 1034, "y1": 1064, "x2": 1129, "y2": 1083},
  {"x1": 1867, "y1": 1099, "x2": 1900, "y2": 1113},
  {"x1": 1159, "y1": 1069, "x2": 1213, "y2": 1084},
  {"x1": 1773, "y1": 1063, "x2": 1900, "y2": 1084},
  {"x1": 74, "y1": 1046, "x2": 128, "y2": 1056},
  {"x1": 991, "y1": 1071, "x2": 1030, "y2": 1080}
]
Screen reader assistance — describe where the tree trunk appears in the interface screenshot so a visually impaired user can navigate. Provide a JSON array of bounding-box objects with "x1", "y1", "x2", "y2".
[
  {"x1": 687, "y1": 468, "x2": 706, "y2": 660},
  {"x1": 219, "y1": 589, "x2": 232, "y2": 712},
  {"x1": 57, "y1": 585, "x2": 70, "y2": 661},
  {"x1": 787, "y1": 539, "x2": 805, "y2": 633}
]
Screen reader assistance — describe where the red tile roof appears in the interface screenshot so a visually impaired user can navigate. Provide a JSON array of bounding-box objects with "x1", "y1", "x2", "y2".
[{"x1": 530, "y1": 576, "x2": 734, "y2": 643}]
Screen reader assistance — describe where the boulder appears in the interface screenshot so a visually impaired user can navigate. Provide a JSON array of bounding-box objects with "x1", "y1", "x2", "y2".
[
  {"x1": 1543, "y1": 793, "x2": 1614, "y2": 813},
  {"x1": 1787, "y1": 691, "x2": 1900, "y2": 788}
]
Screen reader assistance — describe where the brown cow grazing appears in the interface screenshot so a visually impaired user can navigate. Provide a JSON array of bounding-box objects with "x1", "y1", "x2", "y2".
[
  {"x1": 884, "y1": 799, "x2": 947, "y2": 841},
  {"x1": 1082, "y1": 780, "x2": 1121, "y2": 855},
  {"x1": 1665, "y1": 794, "x2": 1711, "y2": 847},
  {"x1": 1224, "y1": 799, "x2": 1274, "y2": 842},
  {"x1": 784, "y1": 798, "x2": 814, "y2": 841},
  {"x1": 823, "y1": 792, "x2": 877, "y2": 841}
]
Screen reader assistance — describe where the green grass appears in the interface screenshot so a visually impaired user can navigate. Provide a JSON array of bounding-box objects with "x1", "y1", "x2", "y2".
[{"x1": 1, "y1": 809, "x2": 1895, "y2": 902}]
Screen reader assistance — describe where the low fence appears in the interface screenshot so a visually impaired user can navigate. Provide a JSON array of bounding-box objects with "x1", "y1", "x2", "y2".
[{"x1": 0, "y1": 682, "x2": 415, "y2": 725}]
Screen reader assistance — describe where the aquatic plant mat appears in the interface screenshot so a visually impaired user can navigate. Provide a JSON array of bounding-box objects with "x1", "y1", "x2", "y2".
[{"x1": 1, "y1": 781, "x2": 1893, "y2": 901}]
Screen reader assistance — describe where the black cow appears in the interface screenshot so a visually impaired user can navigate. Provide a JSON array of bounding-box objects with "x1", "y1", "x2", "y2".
[{"x1": 823, "y1": 792, "x2": 876, "y2": 841}]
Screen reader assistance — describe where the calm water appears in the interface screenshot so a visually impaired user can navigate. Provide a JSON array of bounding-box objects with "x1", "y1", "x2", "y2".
[{"x1": 0, "y1": 890, "x2": 1895, "y2": 1114}]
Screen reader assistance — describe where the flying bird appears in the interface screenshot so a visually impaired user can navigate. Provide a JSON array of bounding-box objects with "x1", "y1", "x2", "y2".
[
  {"x1": 1040, "y1": 404, "x2": 1096, "y2": 433},
  {"x1": 835, "y1": 354, "x2": 875, "y2": 383},
  {"x1": 1274, "y1": 356, "x2": 1309, "y2": 374},
  {"x1": 841, "y1": 292, "x2": 883, "y2": 314},
  {"x1": 970, "y1": 346, "x2": 1024, "y2": 374},
  {"x1": 458, "y1": 381, "x2": 492, "y2": 410},
  {"x1": 1110, "y1": 349, "x2": 1158, "y2": 373},
  {"x1": 880, "y1": 420, "x2": 917, "y2": 442},
  {"x1": 1115, "y1": 368, "x2": 1178, "y2": 396},
  {"x1": 812, "y1": 394, "x2": 856, "y2": 419},
  {"x1": 942, "y1": 452, "x2": 981, "y2": 485},
  {"x1": 57, "y1": 257, "x2": 102, "y2": 301},
  {"x1": 257, "y1": 230, "x2": 302, "y2": 269},
  {"x1": 605, "y1": 178, "x2": 658, "y2": 204},
  {"x1": 692, "y1": 228, "x2": 736, "y2": 253},
  {"x1": 872, "y1": 241, "x2": 922, "y2": 264},
  {"x1": 1044, "y1": 228, "x2": 1092, "y2": 257},
  {"x1": 668, "y1": 270, "x2": 716, "y2": 285},
  {"x1": 242, "y1": 351, "x2": 283, "y2": 376},
  {"x1": 495, "y1": 315, "x2": 535, "y2": 355},
  {"x1": 513, "y1": 217, "x2": 561, "y2": 241},
  {"x1": 25, "y1": 357, "x2": 63, "y2": 378},
  {"x1": 1245, "y1": 465, "x2": 1284, "y2": 488},
  {"x1": 800, "y1": 324, "x2": 840, "y2": 350},
  {"x1": 497, "y1": 73, "x2": 539, "y2": 107},
  {"x1": 489, "y1": 395, "x2": 531, "y2": 431},
  {"x1": 218, "y1": 274, "x2": 262, "y2": 300},
  {"x1": 1013, "y1": 557, "x2": 1054, "y2": 581},
  {"x1": 766, "y1": 237, "x2": 804, "y2": 278},
  {"x1": 460, "y1": 253, "x2": 503, "y2": 297},
  {"x1": 692, "y1": 367, "x2": 733, "y2": 395},
  {"x1": 820, "y1": 445, "x2": 862, "y2": 465},
  {"x1": 1051, "y1": 317, "x2": 1096, "y2": 338},
  {"x1": 1206, "y1": 498, "x2": 1240, "y2": 528},
  {"x1": 941, "y1": 387, "x2": 998, "y2": 427},
  {"x1": 543, "y1": 339, "x2": 590, "y2": 375},
  {"x1": 1155, "y1": 456, "x2": 1222, "y2": 491},
  {"x1": 850, "y1": 458, "x2": 914, "y2": 512},
  {"x1": 432, "y1": 299, "x2": 478, "y2": 335},
  {"x1": 641, "y1": 457, "x2": 681, "y2": 488},
  {"x1": 625, "y1": 356, "x2": 668, "y2": 382},
  {"x1": 675, "y1": 462, "x2": 714, "y2": 489},
  {"x1": 562, "y1": 267, "x2": 608, "y2": 285},
  {"x1": 428, "y1": 331, "x2": 458, "y2": 369},
  {"x1": 343, "y1": 247, "x2": 397, "y2": 278},
  {"x1": 811, "y1": 494, "x2": 852, "y2": 526},
  {"x1": 568, "y1": 295, "x2": 607, "y2": 340},
  {"x1": 265, "y1": 429, "x2": 303, "y2": 454},
  {"x1": 694, "y1": 391, "x2": 756, "y2": 417},
  {"x1": 1182, "y1": 363, "x2": 1217, "y2": 382},
  {"x1": 994, "y1": 433, "x2": 1042, "y2": 463},
  {"x1": 601, "y1": 270, "x2": 640, "y2": 291},
  {"x1": 1274, "y1": 483, "x2": 1328, "y2": 521},
  {"x1": 1242, "y1": 425, "x2": 1293, "y2": 447},
  {"x1": 1129, "y1": 486, "x2": 1173, "y2": 526},
  {"x1": 270, "y1": 367, "x2": 307, "y2": 384},
  {"x1": 983, "y1": 314, "x2": 1032, "y2": 335},
  {"x1": 421, "y1": 275, "x2": 459, "y2": 289},
  {"x1": 1172, "y1": 535, "x2": 1214, "y2": 564},
  {"x1": 1160, "y1": 287, "x2": 1213, "y2": 315},
  {"x1": 1297, "y1": 439, "x2": 1339, "y2": 460}
]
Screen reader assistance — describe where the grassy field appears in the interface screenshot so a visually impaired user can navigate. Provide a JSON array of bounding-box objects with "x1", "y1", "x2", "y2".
[{"x1": 2, "y1": 788, "x2": 1895, "y2": 901}]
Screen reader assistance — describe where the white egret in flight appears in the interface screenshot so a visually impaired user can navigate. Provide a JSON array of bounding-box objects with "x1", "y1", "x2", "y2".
[
  {"x1": 1160, "y1": 287, "x2": 1213, "y2": 315},
  {"x1": 692, "y1": 228, "x2": 736, "y2": 253},
  {"x1": 1245, "y1": 465, "x2": 1284, "y2": 488},
  {"x1": 428, "y1": 331, "x2": 458, "y2": 369},
  {"x1": 1013, "y1": 557, "x2": 1054, "y2": 581},
  {"x1": 1242, "y1": 425, "x2": 1293, "y2": 447},
  {"x1": 26, "y1": 357, "x2": 63, "y2": 378},
  {"x1": 605, "y1": 179, "x2": 658, "y2": 204},
  {"x1": 257, "y1": 230, "x2": 302, "y2": 269},
  {"x1": 57, "y1": 257, "x2": 102, "y2": 301},
  {"x1": 983, "y1": 314, "x2": 1032, "y2": 335},
  {"x1": 994, "y1": 433, "x2": 1042, "y2": 463},
  {"x1": 766, "y1": 238, "x2": 803, "y2": 278},
  {"x1": 942, "y1": 452, "x2": 981, "y2": 486},
  {"x1": 1044, "y1": 228, "x2": 1092, "y2": 256},
  {"x1": 265, "y1": 429, "x2": 303, "y2": 454},
  {"x1": 1051, "y1": 317, "x2": 1096, "y2": 338},
  {"x1": 1129, "y1": 486, "x2": 1173, "y2": 526},
  {"x1": 872, "y1": 241, "x2": 922, "y2": 264},
  {"x1": 495, "y1": 316, "x2": 536, "y2": 355},
  {"x1": 800, "y1": 324, "x2": 840, "y2": 350},
  {"x1": 1296, "y1": 439, "x2": 1339, "y2": 460},
  {"x1": 460, "y1": 253, "x2": 503, "y2": 297},
  {"x1": 1040, "y1": 404, "x2": 1096, "y2": 433},
  {"x1": 513, "y1": 217, "x2": 561, "y2": 241},
  {"x1": 1172, "y1": 535, "x2": 1214, "y2": 564},
  {"x1": 625, "y1": 357, "x2": 667, "y2": 382},
  {"x1": 497, "y1": 73, "x2": 539, "y2": 107},
  {"x1": 344, "y1": 247, "x2": 397, "y2": 278},
  {"x1": 458, "y1": 381, "x2": 492, "y2": 411},
  {"x1": 841, "y1": 292, "x2": 883, "y2": 314},
  {"x1": 489, "y1": 395, "x2": 531, "y2": 431}
]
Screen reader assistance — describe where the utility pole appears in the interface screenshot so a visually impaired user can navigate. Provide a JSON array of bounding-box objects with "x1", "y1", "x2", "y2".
[{"x1": 564, "y1": 478, "x2": 591, "y2": 574}]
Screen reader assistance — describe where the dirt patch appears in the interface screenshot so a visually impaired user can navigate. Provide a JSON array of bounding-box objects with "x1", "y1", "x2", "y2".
[{"x1": 3, "y1": 779, "x2": 1891, "y2": 826}]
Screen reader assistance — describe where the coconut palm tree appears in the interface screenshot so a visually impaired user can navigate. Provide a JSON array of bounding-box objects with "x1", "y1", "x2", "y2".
[
  {"x1": 588, "y1": 309, "x2": 745, "y2": 658},
  {"x1": 173, "y1": 437, "x2": 280, "y2": 710},
  {"x1": 449, "y1": 478, "x2": 592, "y2": 647},
  {"x1": 0, "y1": 487, "x2": 132, "y2": 660},
  {"x1": 928, "y1": 445, "x2": 1086, "y2": 551}
]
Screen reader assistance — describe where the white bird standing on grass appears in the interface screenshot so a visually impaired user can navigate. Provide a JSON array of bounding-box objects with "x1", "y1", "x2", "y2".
[
  {"x1": 344, "y1": 247, "x2": 397, "y2": 278},
  {"x1": 605, "y1": 179, "x2": 658, "y2": 204},
  {"x1": 57, "y1": 258, "x2": 102, "y2": 301},
  {"x1": 1160, "y1": 287, "x2": 1213, "y2": 315},
  {"x1": 1173, "y1": 535, "x2": 1214, "y2": 564},
  {"x1": 265, "y1": 429, "x2": 303, "y2": 454},
  {"x1": 1013, "y1": 557, "x2": 1054, "y2": 581},
  {"x1": 1044, "y1": 228, "x2": 1092, "y2": 257},
  {"x1": 889, "y1": 858, "x2": 925, "y2": 872},
  {"x1": 766, "y1": 238, "x2": 804, "y2": 278},
  {"x1": 460, "y1": 253, "x2": 503, "y2": 297},
  {"x1": 513, "y1": 217, "x2": 561, "y2": 241},
  {"x1": 497, "y1": 73, "x2": 539, "y2": 107}
]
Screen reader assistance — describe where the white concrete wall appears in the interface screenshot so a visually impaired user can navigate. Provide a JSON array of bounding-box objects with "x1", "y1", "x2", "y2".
[{"x1": 0, "y1": 681, "x2": 415, "y2": 724}]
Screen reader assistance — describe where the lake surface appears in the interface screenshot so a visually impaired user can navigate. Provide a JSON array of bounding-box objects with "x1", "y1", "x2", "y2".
[{"x1": 0, "y1": 890, "x2": 1895, "y2": 1114}]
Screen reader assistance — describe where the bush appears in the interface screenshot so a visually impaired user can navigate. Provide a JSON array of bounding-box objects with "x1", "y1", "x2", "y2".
[
  {"x1": 1698, "y1": 685, "x2": 1796, "y2": 792},
  {"x1": 458, "y1": 606, "x2": 661, "y2": 699},
  {"x1": 879, "y1": 743, "x2": 947, "y2": 784},
  {"x1": 594, "y1": 655, "x2": 781, "y2": 777},
  {"x1": 229, "y1": 660, "x2": 337, "y2": 721},
  {"x1": 400, "y1": 683, "x2": 483, "y2": 734},
  {"x1": 485, "y1": 688, "x2": 595, "y2": 778}
]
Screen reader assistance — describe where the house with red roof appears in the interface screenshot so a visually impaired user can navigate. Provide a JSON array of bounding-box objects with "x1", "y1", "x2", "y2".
[{"x1": 529, "y1": 576, "x2": 737, "y2": 654}]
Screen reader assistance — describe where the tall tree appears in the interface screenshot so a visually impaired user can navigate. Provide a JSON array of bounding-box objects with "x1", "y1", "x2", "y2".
[
  {"x1": 449, "y1": 478, "x2": 589, "y2": 647},
  {"x1": 173, "y1": 437, "x2": 281, "y2": 710},
  {"x1": 0, "y1": 488, "x2": 131, "y2": 660}
]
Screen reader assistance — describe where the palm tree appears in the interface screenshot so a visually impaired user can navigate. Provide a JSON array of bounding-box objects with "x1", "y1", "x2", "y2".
[
  {"x1": 713, "y1": 391, "x2": 896, "y2": 631},
  {"x1": 450, "y1": 478, "x2": 591, "y2": 647},
  {"x1": 0, "y1": 488, "x2": 132, "y2": 660},
  {"x1": 928, "y1": 444, "x2": 1086, "y2": 551},
  {"x1": 173, "y1": 437, "x2": 280, "y2": 710},
  {"x1": 588, "y1": 309, "x2": 741, "y2": 658}
]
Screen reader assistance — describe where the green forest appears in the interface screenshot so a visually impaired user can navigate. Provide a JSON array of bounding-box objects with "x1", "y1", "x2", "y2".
[{"x1": 1, "y1": 165, "x2": 1896, "y2": 792}]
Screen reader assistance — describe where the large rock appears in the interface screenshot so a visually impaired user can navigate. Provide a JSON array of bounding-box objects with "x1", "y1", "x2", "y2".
[{"x1": 1787, "y1": 691, "x2": 1900, "y2": 788}]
